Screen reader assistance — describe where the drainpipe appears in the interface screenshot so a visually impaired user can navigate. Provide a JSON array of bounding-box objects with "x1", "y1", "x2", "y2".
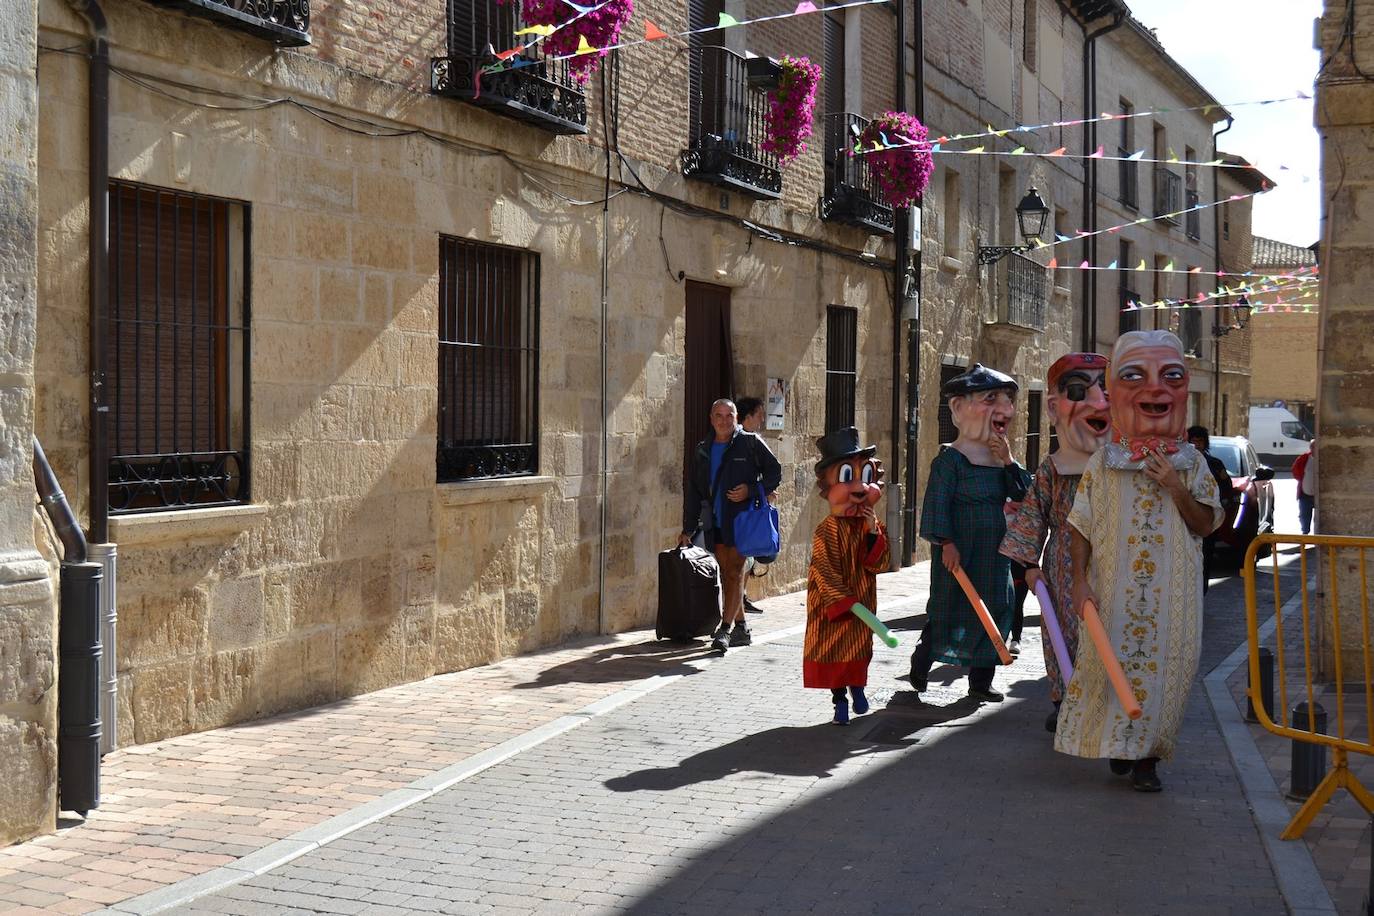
[
  {"x1": 901, "y1": 0, "x2": 925, "y2": 565},
  {"x1": 68, "y1": 0, "x2": 118, "y2": 755},
  {"x1": 33, "y1": 437, "x2": 102, "y2": 815},
  {"x1": 889, "y1": 0, "x2": 910, "y2": 566},
  {"x1": 1079, "y1": 11, "x2": 1125, "y2": 352},
  {"x1": 1211, "y1": 116, "x2": 1234, "y2": 433}
]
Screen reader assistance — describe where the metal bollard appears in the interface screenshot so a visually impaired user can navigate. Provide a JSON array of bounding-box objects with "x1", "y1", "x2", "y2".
[
  {"x1": 1365, "y1": 813, "x2": 1374, "y2": 916},
  {"x1": 1245, "y1": 647, "x2": 1275, "y2": 723},
  {"x1": 1287, "y1": 700, "x2": 1328, "y2": 801}
]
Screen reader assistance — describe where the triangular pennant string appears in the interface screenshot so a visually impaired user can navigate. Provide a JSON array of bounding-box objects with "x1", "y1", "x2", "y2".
[{"x1": 644, "y1": 20, "x2": 669, "y2": 41}]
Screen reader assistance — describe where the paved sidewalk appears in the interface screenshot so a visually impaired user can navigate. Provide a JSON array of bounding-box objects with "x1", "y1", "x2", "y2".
[{"x1": 0, "y1": 569, "x2": 928, "y2": 915}]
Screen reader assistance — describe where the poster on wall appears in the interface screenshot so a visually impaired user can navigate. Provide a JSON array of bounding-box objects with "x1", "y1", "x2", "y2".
[{"x1": 766, "y1": 378, "x2": 786, "y2": 431}]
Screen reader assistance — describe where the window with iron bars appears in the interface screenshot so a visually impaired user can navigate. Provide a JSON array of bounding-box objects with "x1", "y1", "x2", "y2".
[
  {"x1": 438, "y1": 237, "x2": 540, "y2": 482},
  {"x1": 825, "y1": 306, "x2": 857, "y2": 433},
  {"x1": 1119, "y1": 287, "x2": 1141, "y2": 335},
  {"x1": 1025, "y1": 390, "x2": 1043, "y2": 470},
  {"x1": 106, "y1": 182, "x2": 251, "y2": 514},
  {"x1": 937, "y1": 363, "x2": 963, "y2": 445}
]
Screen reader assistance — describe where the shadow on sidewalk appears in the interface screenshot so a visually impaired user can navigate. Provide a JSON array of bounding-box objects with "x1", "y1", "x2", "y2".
[{"x1": 513, "y1": 639, "x2": 717, "y2": 690}]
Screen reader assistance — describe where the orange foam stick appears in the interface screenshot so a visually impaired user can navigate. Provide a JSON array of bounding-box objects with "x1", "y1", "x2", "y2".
[
  {"x1": 1081, "y1": 599, "x2": 1143, "y2": 720},
  {"x1": 952, "y1": 566, "x2": 1013, "y2": 665}
]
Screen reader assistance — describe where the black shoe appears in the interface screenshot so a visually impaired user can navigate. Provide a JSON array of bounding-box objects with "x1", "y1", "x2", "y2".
[
  {"x1": 908, "y1": 672, "x2": 928, "y2": 692},
  {"x1": 729, "y1": 624, "x2": 752, "y2": 647},
  {"x1": 1109, "y1": 758, "x2": 1133, "y2": 776},
  {"x1": 1131, "y1": 759, "x2": 1162, "y2": 792},
  {"x1": 1045, "y1": 707, "x2": 1059, "y2": 733},
  {"x1": 743, "y1": 597, "x2": 763, "y2": 614},
  {"x1": 710, "y1": 626, "x2": 729, "y2": 653},
  {"x1": 967, "y1": 686, "x2": 1004, "y2": 703}
]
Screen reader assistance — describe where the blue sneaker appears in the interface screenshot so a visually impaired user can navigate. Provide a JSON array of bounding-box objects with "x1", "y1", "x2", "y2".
[
  {"x1": 851, "y1": 687, "x2": 869, "y2": 716},
  {"x1": 832, "y1": 698, "x2": 850, "y2": 726}
]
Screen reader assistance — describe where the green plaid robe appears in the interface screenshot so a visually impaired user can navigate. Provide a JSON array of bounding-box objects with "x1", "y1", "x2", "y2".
[{"x1": 920, "y1": 446, "x2": 1032, "y2": 667}]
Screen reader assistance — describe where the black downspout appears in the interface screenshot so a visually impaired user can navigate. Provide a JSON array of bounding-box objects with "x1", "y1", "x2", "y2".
[
  {"x1": 902, "y1": 0, "x2": 925, "y2": 563},
  {"x1": 36, "y1": 436, "x2": 103, "y2": 816},
  {"x1": 1080, "y1": 12, "x2": 1125, "y2": 352},
  {"x1": 1212, "y1": 117, "x2": 1234, "y2": 432},
  {"x1": 891, "y1": 0, "x2": 909, "y2": 563}
]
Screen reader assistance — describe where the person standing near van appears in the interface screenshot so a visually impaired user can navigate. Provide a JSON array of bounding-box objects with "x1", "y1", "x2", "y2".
[
  {"x1": 1296, "y1": 439, "x2": 1317, "y2": 534},
  {"x1": 679, "y1": 399, "x2": 782, "y2": 652},
  {"x1": 736, "y1": 396, "x2": 769, "y2": 615}
]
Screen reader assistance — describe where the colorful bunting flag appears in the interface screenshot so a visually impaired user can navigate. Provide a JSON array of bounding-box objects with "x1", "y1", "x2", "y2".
[{"x1": 644, "y1": 20, "x2": 669, "y2": 41}]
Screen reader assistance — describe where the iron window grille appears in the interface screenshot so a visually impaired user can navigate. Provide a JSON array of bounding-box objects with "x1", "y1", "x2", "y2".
[
  {"x1": 1118, "y1": 147, "x2": 1138, "y2": 210},
  {"x1": 431, "y1": 0, "x2": 588, "y2": 134},
  {"x1": 820, "y1": 112, "x2": 895, "y2": 233},
  {"x1": 1185, "y1": 189, "x2": 1201, "y2": 239},
  {"x1": 825, "y1": 306, "x2": 857, "y2": 433},
  {"x1": 106, "y1": 182, "x2": 251, "y2": 515},
  {"x1": 1178, "y1": 306, "x2": 1203, "y2": 357},
  {"x1": 996, "y1": 250, "x2": 1047, "y2": 329},
  {"x1": 438, "y1": 237, "x2": 540, "y2": 482},
  {"x1": 146, "y1": 0, "x2": 308, "y2": 45},
  {"x1": 1025, "y1": 390, "x2": 1042, "y2": 470},
  {"x1": 1154, "y1": 168, "x2": 1182, "y2": 224},
  {"x1": 936, "y1": 364, "x2": 963, "y2": 445},
  {"x1": 1119, "y1": 287, "x2": 1141, "y2": 335},
  {"x1": 681, "y1": 46, "x2": 783, "y2": 200}
]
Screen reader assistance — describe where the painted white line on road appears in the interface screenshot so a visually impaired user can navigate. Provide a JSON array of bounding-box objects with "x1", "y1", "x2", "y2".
[{"x1": 1203, "y1": 587, "x2": 1337, "y2": 916}]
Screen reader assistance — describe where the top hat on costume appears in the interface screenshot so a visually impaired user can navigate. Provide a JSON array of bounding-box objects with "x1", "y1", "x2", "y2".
[
  {"x1": 814, "y1": 426, "x2": 878, "y2": 475},
  {"x1": 941, "y1": 363, "x2": 1018, "y2": 398}
]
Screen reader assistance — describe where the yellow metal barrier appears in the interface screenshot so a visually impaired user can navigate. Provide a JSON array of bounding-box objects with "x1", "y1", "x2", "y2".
[{"x1": 1242, "y1": 533, "x2": 1374, "y2": 840}]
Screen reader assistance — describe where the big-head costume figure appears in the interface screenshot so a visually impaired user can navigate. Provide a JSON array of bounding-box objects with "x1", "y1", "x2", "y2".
[
  {"x1": 1054, "y1": 331, "x2": 1223, "y2": 792},
  {"x1": 1000, "y1": 353, "x2": 1110, "y2": 729},
  {"x1": 804, "y1": 427, "x2": 891, "y2": 725},
  {"x1": 909, "y1": 365, "x2": 1032, "y2": 702}
]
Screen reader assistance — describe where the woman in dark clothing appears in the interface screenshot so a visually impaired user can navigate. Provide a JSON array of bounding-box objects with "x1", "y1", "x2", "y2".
[{"x1": 680, "y1": 399, "x2": 783, "y2": 652}]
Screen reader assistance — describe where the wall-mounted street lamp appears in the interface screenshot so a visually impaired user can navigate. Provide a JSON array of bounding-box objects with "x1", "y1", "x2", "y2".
[
  {"x1": 976, "y1": 187, "x2": 1051, "y2": 266},
  {"x1": 1214, "y1": 295, "x2": 1252, "y2": 338}
]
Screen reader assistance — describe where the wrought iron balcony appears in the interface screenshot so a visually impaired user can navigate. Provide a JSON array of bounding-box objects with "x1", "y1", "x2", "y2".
[
  {"x1": 993, "y1": 251, "x2": 1047, "y2": 331},
  {"x1": 1154, "y1": 167, "x2": 1182, "y2": 224},
  {"x1": 147, "y1": 0, "x2": 309, "y2": 45},
  {"x1": 1185, "y1": 189, "x2": 1201, "y2": 239},
  {"x1": 1118, "y1": 147, "x2": 1138, "y2": 210},
  {"x1": 431, "y1": 0, "x2": 588, "y2": 135},
  {"x1": 680, "y1": 47, "x2": 782, "y2": 200},
  {"x1": 819, "y1": 113, "x2": 894, "y2": 234}
]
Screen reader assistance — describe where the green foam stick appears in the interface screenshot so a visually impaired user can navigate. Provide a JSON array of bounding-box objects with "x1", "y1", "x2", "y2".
[{"x1": 851, "y1": 602, "x2": 899, "y2": 648}]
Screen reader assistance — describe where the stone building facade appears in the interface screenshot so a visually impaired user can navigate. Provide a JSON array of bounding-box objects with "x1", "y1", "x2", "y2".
[
  {"x1": 1248, "y1": 236, "x2": 1320, "y2": 431},
  {"x1": 1207, "y1": 155, "x2": 1265, "y2": 440},
  {"x1": 1315, "y1": 0, "x2": 1374, "y2": 673}
]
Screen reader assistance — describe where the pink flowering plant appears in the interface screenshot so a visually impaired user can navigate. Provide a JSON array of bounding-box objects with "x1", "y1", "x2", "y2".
[
  {"x1": 761, "y1": 56, "x2": 821, "y2": 164},
  {"x1": 858, "y1": 111, "x2": 934, "y2": 209},
  {"x1": 515, "y1": 0, "x2": 634, "y2": 85}
]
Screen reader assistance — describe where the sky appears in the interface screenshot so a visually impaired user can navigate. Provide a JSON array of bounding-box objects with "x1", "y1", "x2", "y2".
[{"x1": 1127, "y1": 0, "x2": 1322, "y2": 247}]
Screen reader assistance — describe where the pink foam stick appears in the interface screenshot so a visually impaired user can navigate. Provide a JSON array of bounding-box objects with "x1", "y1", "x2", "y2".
[{"x1": 1033, "y1": 580, "x2": 1074, "y2": 685}]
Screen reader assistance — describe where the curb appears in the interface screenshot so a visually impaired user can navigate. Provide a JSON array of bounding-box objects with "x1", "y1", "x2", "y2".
[
  {"x1": 1203, "y1": 589, "x2": 1337, "y2": 916},
  {"x1": 99, "y1": 611, "x2": 842, "y2": 915}
]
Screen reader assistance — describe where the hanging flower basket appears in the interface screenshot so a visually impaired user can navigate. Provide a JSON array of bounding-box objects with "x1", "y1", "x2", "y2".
[
  {"x1": 858, "y1": 111, "x2": 933, "y2": 209},
  {"x1": 515, "y1": 0, "x2": 635, "y2": 85},
  {"x1": 761, "y1": 55, "x2": 821, "y2": 165}
]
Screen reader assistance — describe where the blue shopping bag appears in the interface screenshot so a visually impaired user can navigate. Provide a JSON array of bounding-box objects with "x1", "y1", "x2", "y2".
[{"x1": 733, "y1": 484, "x2": 780, "y2": 561}]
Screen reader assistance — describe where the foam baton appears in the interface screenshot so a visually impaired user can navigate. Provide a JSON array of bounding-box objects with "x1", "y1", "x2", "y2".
[
  {"x1": 1081, "y1": 599, "x2": 1143, "y2": 720},
  {"x1": 952, "y1": 566, "x2": 1013, "y2": 665},
  {"x1": 850, "y1": 602, "x2": 899, "y2": 648},
  {"x1": 1032, "y1": 580, "x2": 1074, "y2": 684}
]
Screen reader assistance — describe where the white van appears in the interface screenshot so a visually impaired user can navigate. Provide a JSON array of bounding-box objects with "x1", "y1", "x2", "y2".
[{"x1": 1248, "y1": 405, "x2": 1313, "y2": 468}]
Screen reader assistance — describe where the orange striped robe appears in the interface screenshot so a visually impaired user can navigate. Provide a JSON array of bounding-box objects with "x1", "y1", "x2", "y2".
[{"x1": 804, "y1": 516, "x2": 891, "y2": 688}]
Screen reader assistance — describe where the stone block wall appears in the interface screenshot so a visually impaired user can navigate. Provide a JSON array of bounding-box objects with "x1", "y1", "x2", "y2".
[
  {"x1": 32, "y1": 0, "x2": 899, "y2": 750},
  {"x1": 0, "y1": 0, "x2": 58, "y2": 846}
]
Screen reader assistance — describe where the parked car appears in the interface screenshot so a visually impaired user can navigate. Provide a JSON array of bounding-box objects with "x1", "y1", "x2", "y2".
[
  {"x1": 1248, "y1": 405, "x2": 1312, "y2": 469},
  {"x1": 1206, "y1": 435, "x2": 1276, "y2": 562}
]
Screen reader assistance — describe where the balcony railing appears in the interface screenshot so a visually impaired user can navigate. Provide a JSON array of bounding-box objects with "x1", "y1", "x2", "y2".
[
  {"x1": 819, "y1": 113, "x2": 894, "y2": 234},
  {"x1": 431, "y1": 0, "x2": 588, "y2": 135},
  {"x1": 1118, "y1": 147, "x2": 1138, "y2": 210},
  {"x1": 1154, "y1": 168, "x2": 1182, "y2": 224},
  {"x1": 995, "y1": 251, "x2": 1047, "y2": 330},
  {"x1": 1185, "y1": 189, "x2": 1201, "y2": 239},
  {"x1": 147, "y1": 0, "x2": 309, "y2": 45},
  {"x1": 680, "y1": 47, "x2": 782, "y2": 200}
]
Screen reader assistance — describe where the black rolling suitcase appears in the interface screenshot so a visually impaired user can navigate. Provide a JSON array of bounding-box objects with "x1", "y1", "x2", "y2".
[{"x1": 656, "y1": 546, "x2": 722, "y2": 640}]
